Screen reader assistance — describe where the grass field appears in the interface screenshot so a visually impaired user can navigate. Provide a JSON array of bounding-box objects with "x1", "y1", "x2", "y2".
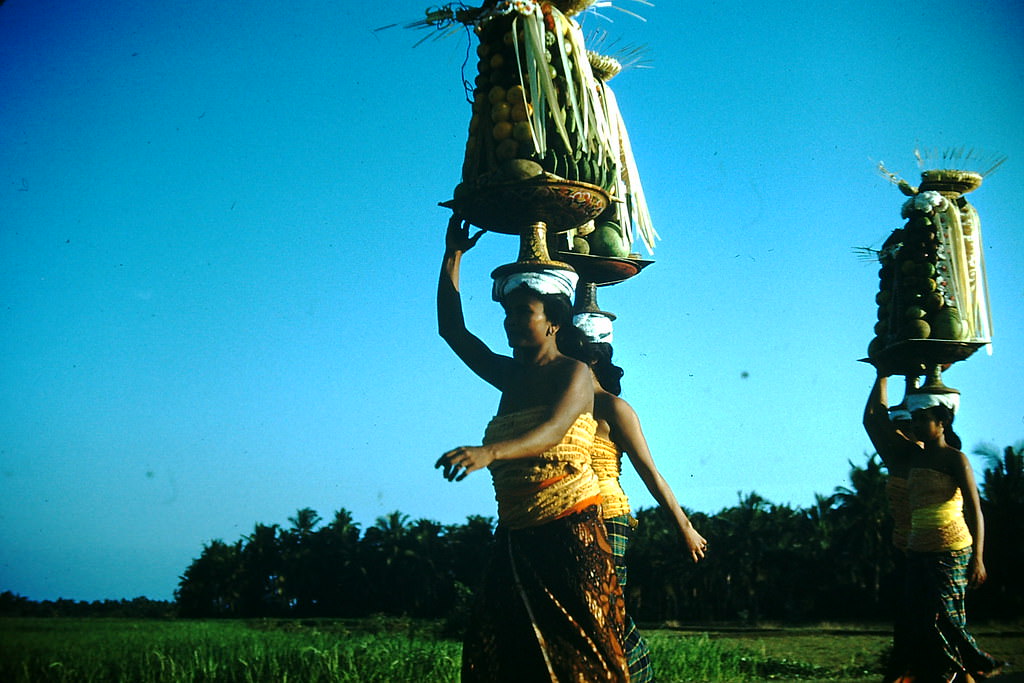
[{"x1": 1, "y1": 617, "x2": 1021, "y2": 682}]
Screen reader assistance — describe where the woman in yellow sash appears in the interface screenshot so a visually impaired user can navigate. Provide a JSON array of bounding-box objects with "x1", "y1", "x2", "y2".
[
  {"x1": 569, "y1": 331, "x2": 707, "y2": 682},
  {"x1": 435, "y1": 214, "x2": 629, "y2": 681},
  {"x1": 864, "y1": 371, "x2": 1001, "y2": 683}
]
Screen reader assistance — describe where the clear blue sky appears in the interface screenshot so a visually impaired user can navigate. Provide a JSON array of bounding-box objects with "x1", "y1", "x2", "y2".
[{"x1": 1, "y1": 1, "x2": 1021, "y2": 602}]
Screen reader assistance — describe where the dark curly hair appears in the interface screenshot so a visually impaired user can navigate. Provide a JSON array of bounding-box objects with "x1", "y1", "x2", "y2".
[{"x1": 567, "y1": 340, "x2": 624, "y2": 396}]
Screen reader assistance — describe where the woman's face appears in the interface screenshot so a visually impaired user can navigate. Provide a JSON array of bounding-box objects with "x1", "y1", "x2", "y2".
[
  {"x1": 502, "y1": 290, "x2": 553, "y2": 348},
  {"x1": 911, "y1": 410, "x2": 943, "y2": 442}
]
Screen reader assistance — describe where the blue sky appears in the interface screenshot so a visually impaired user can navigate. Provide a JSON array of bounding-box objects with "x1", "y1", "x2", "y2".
[{"x1": 1, "y1": 0, "x2": 1021, "y2": 601}]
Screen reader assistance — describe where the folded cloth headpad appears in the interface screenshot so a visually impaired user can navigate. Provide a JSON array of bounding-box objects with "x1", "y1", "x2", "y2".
[
  {"x1": 573, "y1": 312, "x2": 614, "y2": 344},
  {"x1": 492, "y1": 268, "x2": 578, "y2": 303},
  {"x1": 906, "y1": 391, "x2": 960, "y2": 415}
]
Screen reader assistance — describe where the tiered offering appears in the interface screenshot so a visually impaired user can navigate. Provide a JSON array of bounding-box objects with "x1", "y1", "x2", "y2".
[
  {"x1": 424, "y1": 0, "x2": 655, "y2": 271},
  {"x1": 867, "y1": 169, "x2": 994, "y2": 376}
]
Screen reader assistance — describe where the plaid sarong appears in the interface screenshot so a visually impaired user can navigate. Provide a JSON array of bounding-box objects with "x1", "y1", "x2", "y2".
[
  {"x1": 607, "y1": 515, "x2": 655, "y2": 683},
  {"x1": 905, "y1": 547, "x2": 1001, "y2": 682}
]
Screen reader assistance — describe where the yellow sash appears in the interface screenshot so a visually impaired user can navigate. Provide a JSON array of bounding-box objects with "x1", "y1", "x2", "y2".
[{"x1": 484, "y1": 407, "x2": 600, "y2": 529}]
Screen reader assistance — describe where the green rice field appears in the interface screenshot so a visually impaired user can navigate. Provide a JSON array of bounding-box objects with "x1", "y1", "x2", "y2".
[{"x1": 1, "y1": 618, "x2": 1021, "y2": 682}]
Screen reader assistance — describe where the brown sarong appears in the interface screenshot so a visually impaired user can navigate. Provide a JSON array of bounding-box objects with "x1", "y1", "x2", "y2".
[{"x1": 461, "y1": 504, "x2": 630, "y2": 682}]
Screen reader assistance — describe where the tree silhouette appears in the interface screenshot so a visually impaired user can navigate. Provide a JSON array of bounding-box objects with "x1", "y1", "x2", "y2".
[
  {"x1": 282, "y1": 508, "x2": 323, "y2": 614},
  {"x1": 973, "y1": 441, "x2": 1024, "y2": 617},
  {"x1": 172, "y1": 445, "x2": 1023, "y2": 621},
  {"x1": 175, "y1": 539, "x2": 241, "y2": 617},
  {"x1": 830, "y1": 454, "x2": 894, "y2": 615}
]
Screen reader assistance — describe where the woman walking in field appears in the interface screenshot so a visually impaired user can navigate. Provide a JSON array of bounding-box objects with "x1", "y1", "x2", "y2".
[
  {"x1": 435, "y1": 214, "x2": 629, "y2": 681},
  {"x1": 864, "y1": 373, "x2": 917, "y2": 682},
  {"x1": 864, "y1": 370, "x2": 1002, "y2": 683},
  {"x1": 570, "y1": 331, "x2": 707, "y2": 682}
]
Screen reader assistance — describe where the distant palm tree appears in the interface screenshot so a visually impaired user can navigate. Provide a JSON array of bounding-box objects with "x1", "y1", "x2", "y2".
[
  {"x1": 972, "y1": 441, "x2": 1024, "y2": 617},
  {"x1": 831, "y1": 454, "x2": 892, "y2": 611},
  {"x1": 975, "y1": 441, "x2": 1024, "y2": 509},
  {"x1": 283, "y1": 508, "x2": 323, "y2": 614},
  {"x1": 287, "y1": 507, "x2": 322, "y2": 537},
  {"x1": 239, "y1": 523, "x2": 287, "y2": 616}
]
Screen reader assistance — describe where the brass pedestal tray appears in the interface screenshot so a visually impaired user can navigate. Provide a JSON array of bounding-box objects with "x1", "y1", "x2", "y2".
[
  {"x1": 860, "y1": 339, "x2": 987, "y2": 375},
  {"x1": 440, "y1": 175, "x2": 610, "y2": 236},
  {"x1": 573, "y1": 281, "x2": 616, "y2": 320},
  {"x1": 554, "y1": 252, "x2": 654, "y2": 286},
  {"x1": 443, "y1": 175, "x2": 611, "y2": 279}
]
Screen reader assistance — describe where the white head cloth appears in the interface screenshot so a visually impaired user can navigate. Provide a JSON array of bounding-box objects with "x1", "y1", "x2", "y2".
[
  {"x1": 573, "y1": 312, "x2": 614, "y2": 344},
  {"x1": 492, "y1": 269, "x2": 578, "y2": 303},
  {"x1": 906, "y1": 391, "x2": 960, "y2": 415},
  {"x1": 888, "y1": 406, "x2": 912, "y2": 422}
]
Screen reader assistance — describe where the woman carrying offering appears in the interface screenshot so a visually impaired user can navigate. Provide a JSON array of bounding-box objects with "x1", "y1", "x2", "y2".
[
  {"x1": 864, "y1": 370, "x2": 1002, "y2": 683},
  {"x1": 435, "y1": 214, "x2": 629, "y2": 682},
  {"x1": 572, "y1": 333, "x2": 707, "y2": 682}
]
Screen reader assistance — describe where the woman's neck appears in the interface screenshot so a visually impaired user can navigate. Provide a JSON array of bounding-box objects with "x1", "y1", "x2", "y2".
[{"x1": 513, "y1": 342, "x2": 562, "y2": 366}]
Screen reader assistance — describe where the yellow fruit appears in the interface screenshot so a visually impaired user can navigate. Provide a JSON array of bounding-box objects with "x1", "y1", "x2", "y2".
[
  {"x1": 512, "y1": 121, "x2": 534, "y2": 143},
  {"x1": 506, "y1": 85, "x2": 527, "y2": 104},
  {"x1": 510, "y1": 103, "x2": 531, "y2": 122},
  {"x1": 495, "y1": 139, "x2": 518, "y2": 160},
  {"x1": 488, "y1": 86, "x2": 507, "y2": 105},
  {"x1": 492, "y1": 121, "x2": 513, "y2": 141},
  {"x1": 491, "y1": 102, "x2": 511, "y2": 122}
]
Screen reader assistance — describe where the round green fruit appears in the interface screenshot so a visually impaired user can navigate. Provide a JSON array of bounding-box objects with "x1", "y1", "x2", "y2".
[
  {"x1": 929, "y1": 307, "x2": 966, "y2": 340},
  {"x1": 922, "y1": 291, "x2": 944, "y2": 312},
  {"x1": 904, "y1": 305, "x2": 926, "y2": 320},
  {"x1": 868, "y1": 336, "x2": 885, "y2": 359},
  {"x1": 588, "y1": 223, "x2": 628, "y2": 257},
  {"x1": 901, "y1": 319, "x2": 931, "y2": 340},
  {"x1": 572, "y1": 236, "x2": 590, "y2": 254}
]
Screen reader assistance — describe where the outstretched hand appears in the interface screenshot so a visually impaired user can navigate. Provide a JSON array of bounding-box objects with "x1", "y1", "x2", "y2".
[
  {"x1": 435, "y1": 445, "x2": 497, "y2": 482},
  {"x1": 445, "y1": 214, "x2": 485, "y2": 254},
  {"x1": 682, "y1": 525, "x2": 709, "y2": 563}
]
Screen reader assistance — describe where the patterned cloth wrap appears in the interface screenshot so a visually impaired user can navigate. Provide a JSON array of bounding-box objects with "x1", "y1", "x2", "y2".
[
  {"x1": 483, "y1": 406, "x2": 602, "y2": 529},
  {"x1": 905, "y1": 548, "x2": 1001, "y2": 681},
  {"x1": 885, "y1": 476, "x2": 911, "y2": 552},
  {"x1": 606, "y1": 515, "x2": 654, "y2": 683},
  {"x1": 462, "y1": 408, "x2": 629, "y2": 682},
  {"x1": 592, "y1": 434, "x2": 632, "y2": 518},
  {"x1": 907, "y1": 468, "x2": 972, "y2": 553}
]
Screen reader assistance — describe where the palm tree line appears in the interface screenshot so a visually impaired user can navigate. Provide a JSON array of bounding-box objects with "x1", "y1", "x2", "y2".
[{"x1": 175, "y1": 443, "x2": 1024, "y2": 623}]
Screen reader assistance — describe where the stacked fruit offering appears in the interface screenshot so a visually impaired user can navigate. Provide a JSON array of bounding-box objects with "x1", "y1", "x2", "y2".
[
  {"x1": 869, "y1": 183, "x2": 991, "y2": 359},
  {"x1": 456, "y1": 2, "x2": 616, "y2": 196}
]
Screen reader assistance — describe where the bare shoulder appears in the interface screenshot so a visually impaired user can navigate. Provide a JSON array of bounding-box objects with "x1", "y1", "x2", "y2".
[
  {"x1": 935, "y1": 446, "x2": 973, "y2": 478},
  {"x1": 607, "y1": 394, "x2": 641, "y2": 428}
]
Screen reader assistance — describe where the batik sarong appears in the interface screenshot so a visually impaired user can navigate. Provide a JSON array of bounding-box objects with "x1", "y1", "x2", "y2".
[
  {"x1": 462, "y1": 504, "x2": 630, "y2": 682},
  {"x1": 606, "y1": 515, "x2": 654, "y2": 683},
  {"x1": 905, "y1": 547, "x2": 1001, "y2": 682}
]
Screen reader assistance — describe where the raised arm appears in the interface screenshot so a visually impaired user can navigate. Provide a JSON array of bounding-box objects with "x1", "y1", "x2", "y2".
[
  {"x1": 437, "y1": 214, "x2": 508, "y2": 388},
  {"x1": 863, "y1": 372, "x2": 912, "y2": 469},
  {"x1": 610, "y1": 398, "x2": 707, "y2": 563},
  {"x1": 436, "y1": 358, "x2": 594, "y2": 481}
]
